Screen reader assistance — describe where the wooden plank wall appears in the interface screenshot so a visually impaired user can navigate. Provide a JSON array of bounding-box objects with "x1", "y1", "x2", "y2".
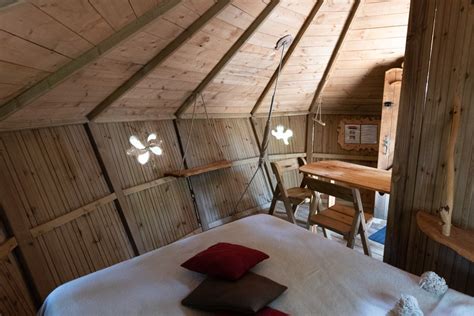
[
  {"x1": 177, "y1": 118, "x2": 272, "y2": 229},
  {"x1": 255, "y1": 115, "x2": 307, "y2": 189},
  {"x1": 0, "y1": 125, "x2": 135, "y2": 297},
  {"x1": 91, "y1": 121, "x2": 199, "y2": 252},
  {"x1": 0, "y1": 116, "x2": 386, "y2": 311},
  {"x1": 0, "y1": 219, "x2": 36, "y2": 316},
  {"x1": 385, "y1": 0, "x2": 474, "y2": 295},
  {"x1": 0, "y1": 126, "x2": 135, "y2": 282}
]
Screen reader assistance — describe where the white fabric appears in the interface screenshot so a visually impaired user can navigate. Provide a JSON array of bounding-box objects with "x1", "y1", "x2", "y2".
[{"x1": 39, "y1": 214, "x2": 474, "y2": 316}]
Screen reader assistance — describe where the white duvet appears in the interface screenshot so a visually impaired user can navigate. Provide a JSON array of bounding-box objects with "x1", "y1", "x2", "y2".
[{"x1": 39, "y1": 214, "x2": 474, "y2": 316}]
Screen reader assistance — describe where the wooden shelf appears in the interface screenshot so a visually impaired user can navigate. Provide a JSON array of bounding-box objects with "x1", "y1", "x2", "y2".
[
  {"x1": 416, "y1": 212, "x2": 474, "y2": 262},
  {"x1": 165, "y1": 160, "x2": 232, "y2": 178}
]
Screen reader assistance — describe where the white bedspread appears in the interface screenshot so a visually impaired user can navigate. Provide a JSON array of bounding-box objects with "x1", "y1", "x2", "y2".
[{"x1": 39, "y1": 214, "x2": 473, "y2": 316}]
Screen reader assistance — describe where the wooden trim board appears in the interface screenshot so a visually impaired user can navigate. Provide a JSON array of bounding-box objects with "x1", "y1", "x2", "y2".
[
  {"x1": 87, "y1": 0, "x2": 231, "y2": 121},
  {"x1": 29, "y1": 193, "x2": 117, "y2": 238},
  {"x1": 0, "y1": 237, "x2": 18, "y2": 259},
  {"x1": 0, "y1": 0, "x2": 181, "y2": 121},
  {"x1": 165, "y1": 160, "x2": 232, "y2": 177},
  {"x1": 123, "y1": 176, "x2": 177, "y2": 195}
]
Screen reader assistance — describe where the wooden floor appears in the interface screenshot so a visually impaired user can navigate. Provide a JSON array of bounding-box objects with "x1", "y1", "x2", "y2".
[{"x1": 271, "y1": 202, "x2": 386, "y2": 261}]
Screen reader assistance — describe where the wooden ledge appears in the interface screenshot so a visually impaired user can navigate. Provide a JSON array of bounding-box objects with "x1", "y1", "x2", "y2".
[
  {"x1": 416, "y1": 211, "x2": 474, "y2": 262},
  {"x1": 165, "y1": 160, "x2": 232, "y2": 177}
]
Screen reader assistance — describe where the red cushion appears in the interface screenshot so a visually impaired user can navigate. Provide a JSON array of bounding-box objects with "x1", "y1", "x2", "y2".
[
  {"x1": 216, "y1": 307, "x2": 289, "y2": 316},
  {"x1": 181, "y1": 242, "x2": 269, "y2": 280}
]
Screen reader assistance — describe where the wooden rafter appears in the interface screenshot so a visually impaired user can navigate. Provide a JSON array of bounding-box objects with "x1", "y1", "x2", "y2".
[
  {"x1": 87, "y1": 0, "x2": 231, "y2": 121},
  {"x1": 0, "y1": 0, "x2": 181, "y2": 121},
  {"x1": 250, "y1": 0, "x2": 324, "y2": 116},
  {"x1": 174, "y1": 0, "x2": 280, "y2": 118},
  {"x1": 305, "y1": 113, "x2": 315, "y2": 163},
  {"x1": 308, "y1": 0, "x2": 361, "y2": 113}
]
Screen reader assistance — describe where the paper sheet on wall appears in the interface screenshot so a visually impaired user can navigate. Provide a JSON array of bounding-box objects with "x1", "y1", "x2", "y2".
[
  {"x1": 361, "y1": 124, "x2": 378, "y2": 144},
  {"x1": 344, "y1": 124, "x2": 360, "y2": 144}
]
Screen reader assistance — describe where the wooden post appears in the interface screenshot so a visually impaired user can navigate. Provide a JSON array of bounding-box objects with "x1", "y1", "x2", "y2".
[
  {"x1": 0, "y1": 0, "x2": 181, "y2": 121},
  {"x1": 87, "y1": 0, "x2": 231, "y2": 121},
  {"x1": 250, "y1": 0, "x2": 325, "y2": 115},
  {"x1": 249, "y1": 117, "x2": 275, "y2": 192},
  {"x1": 308, "y1": 0, "x2": 361, "y2": 113},
  {"x1": 175, "y1": 0, "x2": 280, "y2": 118},
  {"x1": 439, "y1": 95, "x2": 461, "y2": 236},
  {"x1": 305, "y1": 113, "x2": 315, "y2": 163}
]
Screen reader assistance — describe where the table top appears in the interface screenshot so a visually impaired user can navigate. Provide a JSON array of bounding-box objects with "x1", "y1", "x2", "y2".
[{"x1": 299, "y1": 160, "x2": 392, "y2": 193}]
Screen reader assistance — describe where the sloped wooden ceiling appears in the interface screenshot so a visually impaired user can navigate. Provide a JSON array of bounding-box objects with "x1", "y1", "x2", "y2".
[{"x1": 0, "y1": 0, "x2": 410, "y2": 130}]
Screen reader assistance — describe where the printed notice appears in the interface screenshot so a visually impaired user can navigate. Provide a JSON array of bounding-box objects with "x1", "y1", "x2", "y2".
[
  {"x1": 344, "y1": 124, "x2": 361, "y2": 144},
  {"x1": 361, "y1": 124, "x2": 378, "y2": 144}
]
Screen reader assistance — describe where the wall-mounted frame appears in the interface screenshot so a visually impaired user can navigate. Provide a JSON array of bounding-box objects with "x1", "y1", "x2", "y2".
[{"x1": 337, "y1": 118, "x2": 380, "y2": 151}]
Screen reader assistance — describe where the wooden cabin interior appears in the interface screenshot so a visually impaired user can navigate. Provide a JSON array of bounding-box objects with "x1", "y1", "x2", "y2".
[{"x1": 0, "y1": 0, "x2": 473, "y2": 315}]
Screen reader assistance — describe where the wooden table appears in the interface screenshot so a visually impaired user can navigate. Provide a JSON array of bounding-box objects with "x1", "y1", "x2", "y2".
[
  {"x1": 299, "y1": 160, "x2": 392, "y2": 194},
  {"x1": 299, "y1": 160, "x2": 392, "y2": 257}
]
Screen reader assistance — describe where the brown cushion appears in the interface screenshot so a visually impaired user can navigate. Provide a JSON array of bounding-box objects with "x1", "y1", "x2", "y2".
[{"x1": 181, "y1": 272, "x2": 287, "y2": 314}]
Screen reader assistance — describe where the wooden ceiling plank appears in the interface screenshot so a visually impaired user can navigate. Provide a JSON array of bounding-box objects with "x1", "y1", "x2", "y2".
[
  {"x1": 250, "y1": 0, "x2": 325, "y2": 116},
  {"x1": 174, "y1": 0, "x2": 280, "y2": 117},
  {"x1": 0, "y1": 0, "x2": 181, "y2": 122},
  {"x1": 309, "y1": 0, "x2": 361, "y2": 113},
  {"x1": 87, "y1": 0, "x2": 231, "y2": 121}
]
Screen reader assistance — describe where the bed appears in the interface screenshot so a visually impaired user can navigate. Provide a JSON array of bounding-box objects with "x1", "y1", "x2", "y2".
[{"x1": 39, "y1": 214, "x2": 474, "y2": 315}]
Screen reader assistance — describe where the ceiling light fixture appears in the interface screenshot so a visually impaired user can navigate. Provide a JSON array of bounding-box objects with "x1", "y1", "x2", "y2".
[
  {"x1": 271, "y1": 125, "x2": 293, "y2": 145},
  {"x1": 127, "y1": 133, "x2": 163, "y2": 165}
]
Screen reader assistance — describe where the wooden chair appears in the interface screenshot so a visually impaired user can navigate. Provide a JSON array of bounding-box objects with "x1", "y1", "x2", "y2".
[
  {"x1": 304, "y1": 177, "x2": 373, "y2": 256},
  {"x1": 269, "y1": 158, "x2": 316, "y2": 224}
]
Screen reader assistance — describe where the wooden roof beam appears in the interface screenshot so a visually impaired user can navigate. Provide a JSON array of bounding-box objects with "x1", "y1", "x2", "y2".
[
  {"x1": 87, "y1": 0, "x2": 231, "y2": 121},
  {"x1": 0, "y1": 0, "x2": 181, "y2": 121},
  {"x1": 174, "y1": 0, "x2": 280, "y2": 118},
  {"x1": 250, "y1": 0, "x2": 325, "y2": 116},
  {"x1": 308, "y1": 0, "x2": 361, "y2": 113}
]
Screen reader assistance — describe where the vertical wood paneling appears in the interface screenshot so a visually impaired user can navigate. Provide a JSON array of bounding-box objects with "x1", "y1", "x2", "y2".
[
  {"x1": 177, "y1": 118, "x2": 271, "y2": 226},
  {"x1": 0, "y1": 255, "x2": 36, "y2": 316},
  {"x1": 386, "y1": 0, "x2": 474, "y2": 295},
  {"x1": 255, "y1": 115, "x2": 307, "y2": 189},
  {"x1": 0, "y1": 125, "x2": 134, "y2": 288},
  {"x1": 0, "y1": 220, "x2": 35, "y2": 316},
  {"x1": 92, "y1": 120, "x2": 199, "y2": 252}
]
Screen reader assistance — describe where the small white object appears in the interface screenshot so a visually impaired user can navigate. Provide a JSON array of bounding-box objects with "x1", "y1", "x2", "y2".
[
  {"x1": 419, "y1": 271, "x2": 448, "y2": 296},
  {"x1": 129, "y1": 135, "x2": 146, "y2": 150},
  {"x1": 127, "y1": 133, "x2": 163, "y2": 165},
  {"x1": 137, "y1": 151, "x2": 150, "y2": 165},
  {"x1": 271, "y1": 125, "x2": 293, "y2": 145},
  {"x1": 149, "y1": 146, "x2": 163, "y2": 155},
  {"x1": 389, "y1": 295, "x2": 423, "y2": 316}
]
